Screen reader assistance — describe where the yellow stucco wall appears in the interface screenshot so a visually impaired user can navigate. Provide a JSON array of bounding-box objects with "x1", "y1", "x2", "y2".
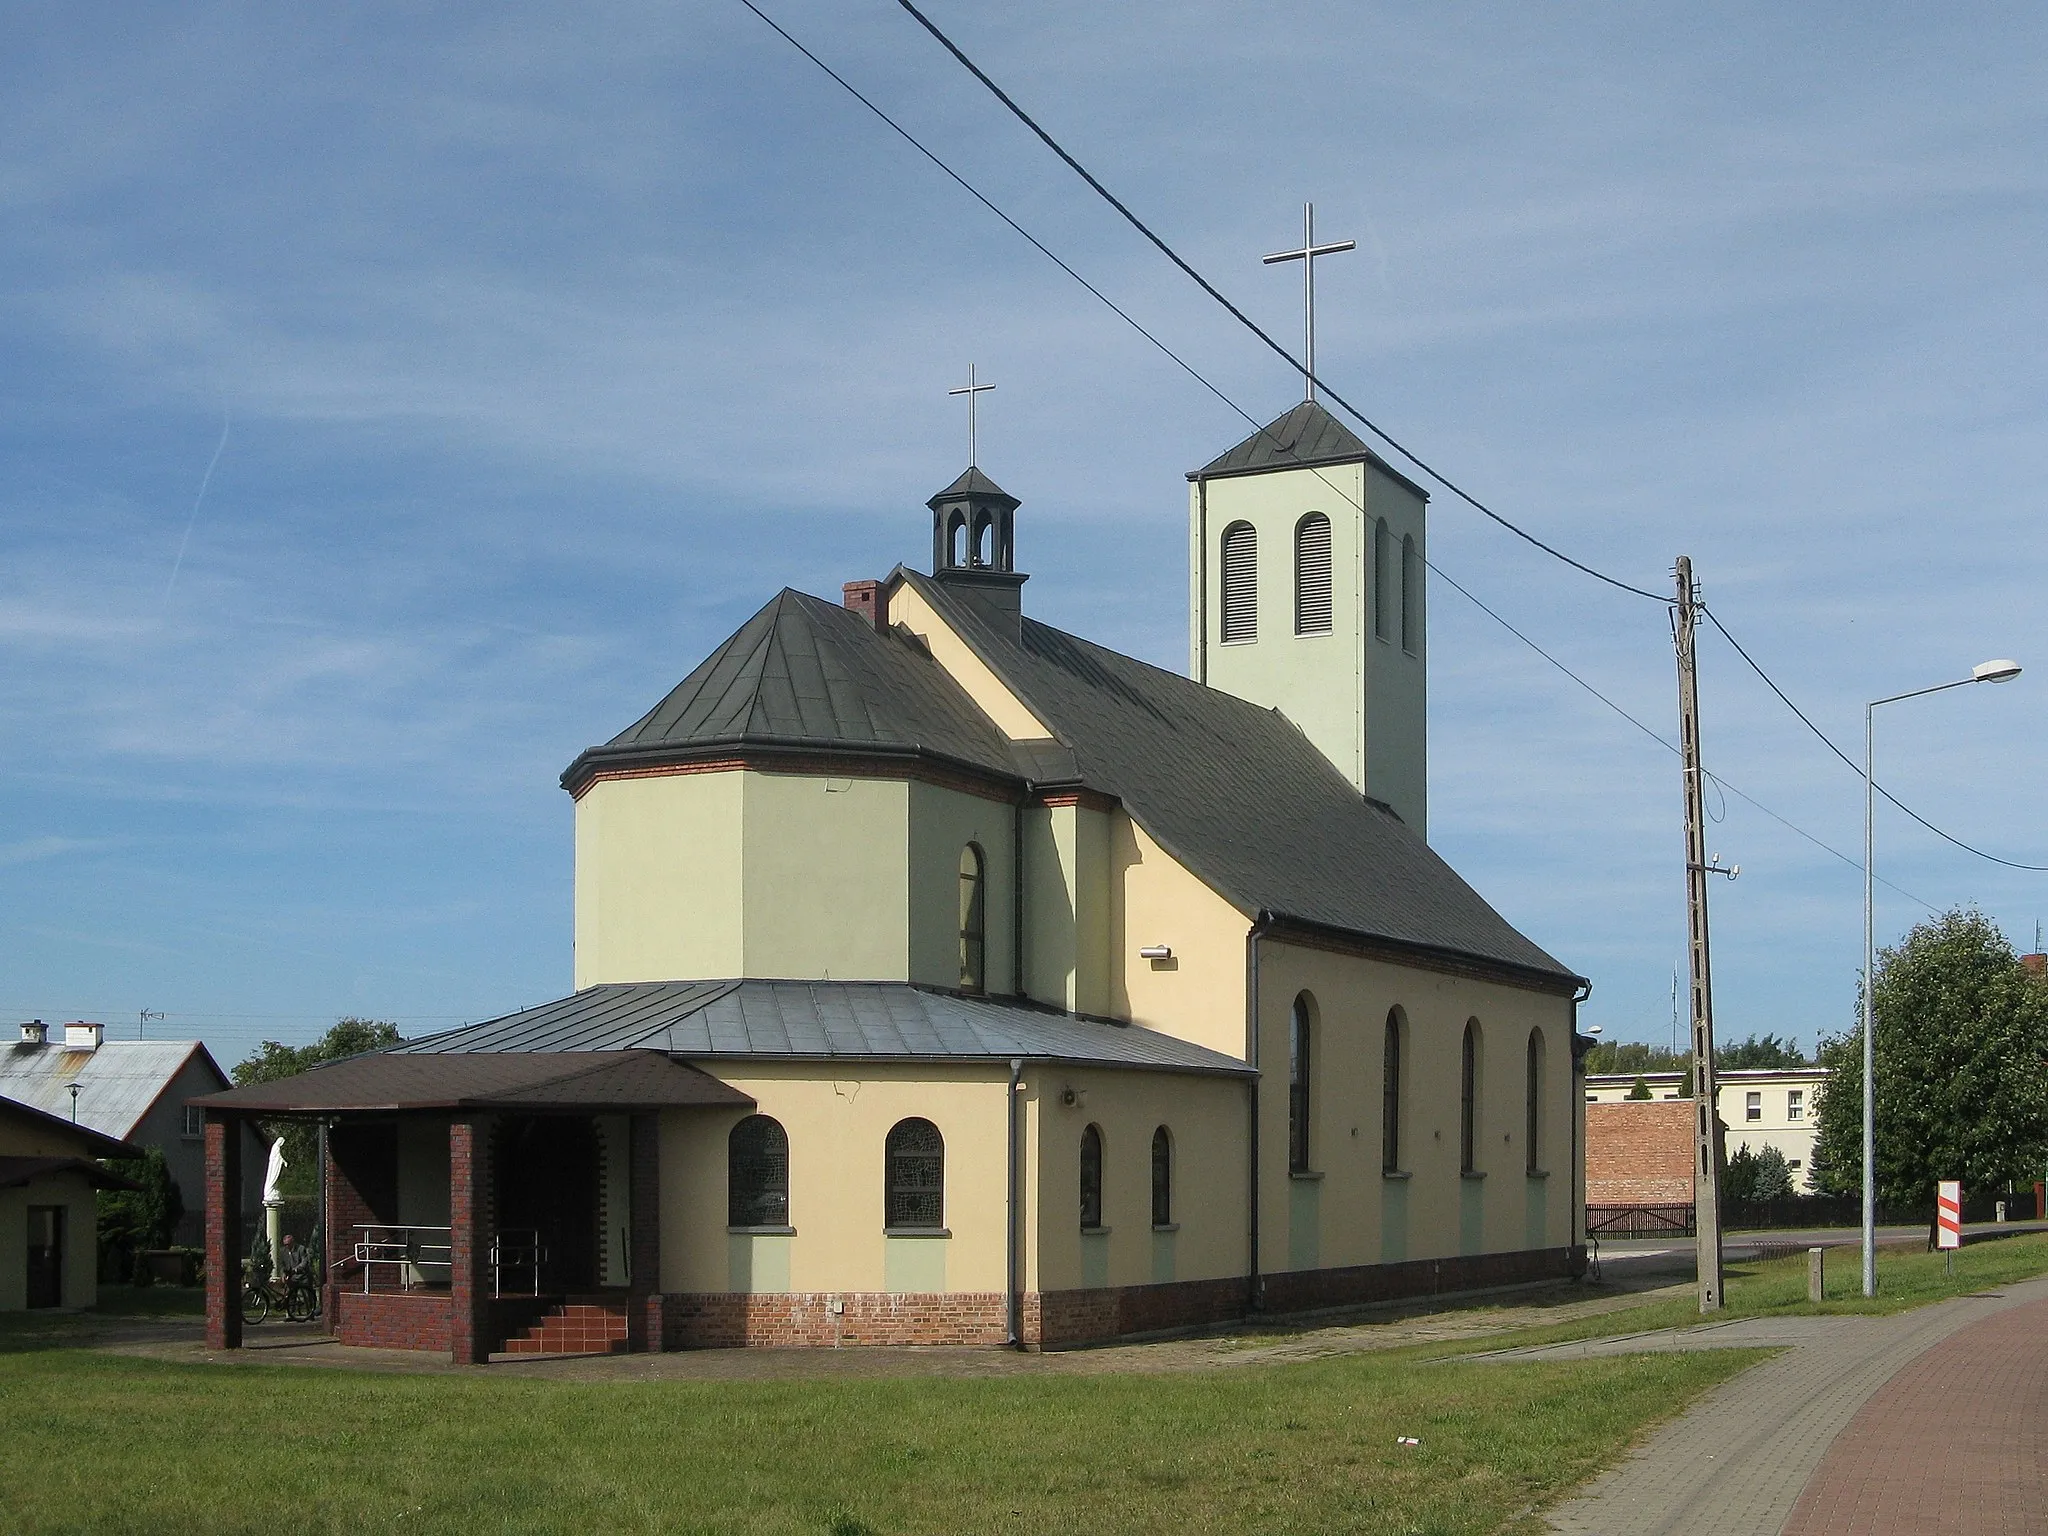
[
  {"x1": 0, "y1": 1171, "x2": 99, "y2": 1310},
  {"x1": 905, "y1": 781, "x2": 1018, "y2": 993},
  {"x1": 575, "y1": 769, "x2": 748, "y2": 985},
  {"x1": 1112, "y1": 813, "x2": 1254, "y2": 1059},
  {"x1": 886, "y1": 582, "x2": 1048, "y2": 739},
  {"x1": 1251, "y1": 941, "x2": 1576, "y2": 1275},
  {"x1": 660, "y1": 1064, "x2": 1013, "y2": 1295},
  {"x1": 1022, "y1": 802, "x2": 1112, "y2": 1014}
]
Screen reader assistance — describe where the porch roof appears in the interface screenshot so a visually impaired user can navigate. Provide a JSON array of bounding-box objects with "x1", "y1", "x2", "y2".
[
  {"x1": 0, "y1": 1154, "x2": 142, "y2": 1192},
  {"x1": 390, "y1": 980, "x2": 1256, "y2": 1078},
  {"x1": 188, "y1": 1049, "x2": 755, "y2": 1115}
]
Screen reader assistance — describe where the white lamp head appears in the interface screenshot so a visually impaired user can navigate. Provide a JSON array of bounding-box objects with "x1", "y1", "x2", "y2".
[{"x1": 1972, "y1": 659, "x2": 2022, "y2": 683}]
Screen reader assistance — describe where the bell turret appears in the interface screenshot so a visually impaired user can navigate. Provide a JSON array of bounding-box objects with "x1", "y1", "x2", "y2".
[{"x1": 928, "y1": 468, "x2": 1027, "y2": 636}]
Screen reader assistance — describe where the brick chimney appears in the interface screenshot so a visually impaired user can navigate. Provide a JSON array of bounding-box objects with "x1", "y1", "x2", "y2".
[{"x1": 842, "y1": 580, "x2": 884, "y2": 632}]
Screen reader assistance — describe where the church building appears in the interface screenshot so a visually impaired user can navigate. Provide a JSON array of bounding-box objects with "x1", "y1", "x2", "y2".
[{"x1": 198, "y1": 399, "x2": 1591, "y2": 1361}]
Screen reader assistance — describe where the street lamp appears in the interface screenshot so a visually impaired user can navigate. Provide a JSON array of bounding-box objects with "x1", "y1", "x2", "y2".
[{"x1": 1862, "y1": 658, "x2": 2022, "y2": 1297}]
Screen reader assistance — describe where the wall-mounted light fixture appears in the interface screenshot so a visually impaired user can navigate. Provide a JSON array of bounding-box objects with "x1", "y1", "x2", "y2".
[{"x1": 1138, "y1": 944, "x2": 1173, "y2": 961}]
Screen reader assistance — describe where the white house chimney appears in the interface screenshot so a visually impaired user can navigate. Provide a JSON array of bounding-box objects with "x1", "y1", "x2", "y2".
[
  {"x1": 19, "y1": 1020, "x2": 47, "y2": 1046},
  {"x1": 63, "y1": 1021, "x2": 103, "y2": 1052}
]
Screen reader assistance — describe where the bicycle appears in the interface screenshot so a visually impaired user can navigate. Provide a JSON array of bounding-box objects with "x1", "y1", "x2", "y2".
[{"x1": 240, "y1": 1272, "x2": 320, "y2": 1324}]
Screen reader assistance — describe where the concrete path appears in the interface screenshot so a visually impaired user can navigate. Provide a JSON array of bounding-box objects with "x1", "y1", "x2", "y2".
[{"x1": 1529, "y1": 1274, "x2": 2048, "y2": 1535}]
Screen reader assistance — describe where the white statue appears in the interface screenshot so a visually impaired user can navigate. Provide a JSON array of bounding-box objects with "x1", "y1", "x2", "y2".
[{"x1": 262, "y1": 1135, "x2": 287, "y2": 1207}]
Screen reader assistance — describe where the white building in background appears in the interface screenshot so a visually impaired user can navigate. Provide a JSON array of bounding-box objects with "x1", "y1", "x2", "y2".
[{"x1": 1584, "y1": 1065, "x2": 1830, "y2": 1193}]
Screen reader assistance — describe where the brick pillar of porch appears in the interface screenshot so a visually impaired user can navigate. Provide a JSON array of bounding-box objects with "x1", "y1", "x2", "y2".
[
  {"x1": 628, "y1": 1111, "x2": 662, "y2": 1352},
  {"x1": 449, "y1": 1117, "x2": 491, "y2": 1365},
  {"x1": 203, "y1": 1114, "x2": 244, "y2": 1351},
  {"x1": 323, "y1": 1125, "x2": 373, "y2": 1325}
]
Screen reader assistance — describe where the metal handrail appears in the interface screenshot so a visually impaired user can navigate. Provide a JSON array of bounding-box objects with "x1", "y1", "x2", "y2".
[
  {"x1": 490, "y1": 1228, "x2": 547, "y2": 1297},
  {"x1": 352, "y1": 1223, "x2": 452, "y2": 1294}
]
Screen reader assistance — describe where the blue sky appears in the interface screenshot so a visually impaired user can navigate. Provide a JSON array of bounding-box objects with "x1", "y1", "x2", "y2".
[{"x1": 4, "y1": 1, "x2": 2044, "y2": 1068}]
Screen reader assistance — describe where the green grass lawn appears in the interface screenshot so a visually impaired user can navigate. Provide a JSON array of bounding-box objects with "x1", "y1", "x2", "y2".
[
  {"x1": 8, "y1": 1233, "x2": 2043, "y2": 1536},
  {"x1": 1, "y1": 1339, "x2": 1753, "y2": 1536}
]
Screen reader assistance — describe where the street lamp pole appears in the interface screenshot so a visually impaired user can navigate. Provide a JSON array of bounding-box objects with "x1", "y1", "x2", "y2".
[{"x1": 1862, "y1": 659, "x2": 2021, "y2": 1298}]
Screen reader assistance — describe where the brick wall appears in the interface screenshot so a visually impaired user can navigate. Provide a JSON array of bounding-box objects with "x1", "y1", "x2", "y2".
[
  {"x1": 1586, "y1": 1099, "x2": 1697, "y2": 1202},
  {"x1": 203, "y1": 1115, "x2": 243, "y2": 1351},
  {"x1": 665, "y1": 1291, "x2": 1013, "y2": 1348},
  {"x1": 335, "y1": 1291, "x2": 453, "y2": 1353}
]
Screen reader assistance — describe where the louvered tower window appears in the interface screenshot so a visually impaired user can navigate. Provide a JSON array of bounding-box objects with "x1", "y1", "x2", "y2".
[
  {"x1": 1373, "y1": 518, "x2": 1394, "y2": 641},
  {"x1": 1401, "y1": 533, "x2": 1422, "y2": 654},
  {"x1": 1220, "y1": 521, "x2": 1257, "y2": 643},
  {"x1": 1294, "y1": 513, "x2": 1332, "y2": 634}
]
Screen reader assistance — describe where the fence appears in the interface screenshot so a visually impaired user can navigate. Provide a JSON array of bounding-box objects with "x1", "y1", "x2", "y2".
[
  {"x1": 1590, "y1": 1190, "x2": 2041, "y2": 1239},
  {"x1": 1586, "y1": 1203, "x2": 1694, "y2": 1239}
]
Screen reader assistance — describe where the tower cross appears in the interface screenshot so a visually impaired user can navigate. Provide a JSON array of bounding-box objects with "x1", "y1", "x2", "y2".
[
  {"x1": 947, "y1": 364, "x2": 996, "y2": 466},
  {"x1": 1263, "y1": 202, "x2": 1355, "y2": 403}
]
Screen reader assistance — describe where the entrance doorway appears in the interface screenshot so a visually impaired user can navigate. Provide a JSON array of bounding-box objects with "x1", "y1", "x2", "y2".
[
  {"x1": 26, "y1": 1206, "x2": 64, "y2": 1309},
  {"x1": 494, "y1": 1117, "x2": 601, "y2": 1292}
]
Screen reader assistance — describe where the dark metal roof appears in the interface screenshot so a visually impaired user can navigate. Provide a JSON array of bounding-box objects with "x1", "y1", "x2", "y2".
[
  {"x1": 562, "y1": 588, "x2": 1021, "y2": 792},
  {"x1": 0, "y1": 1155, "x2": 142, "y2": 1192},
  {"x1": 897, "y1": 570, "x2": 1581, "y2": 992},
  {"x1": 928, "y1": 466, "x2": 1019, "y2": 510},
  {"x1": 1191, "y1": 401, "x2": 1427, "y2": 496},
  {"x1": 392, "y1": 981, "x2": 1253, "y2": 1077},
  {"x1": 189, "y1": 1050, "x2": 755, "y2": 1114}
]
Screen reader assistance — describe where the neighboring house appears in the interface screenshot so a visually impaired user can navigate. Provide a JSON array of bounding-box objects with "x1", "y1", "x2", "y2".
[
  {"x1": 199, "y1": 401, "x2": 1597, "y2": 1363},
  {"x1": 1584, "y1": 1064, "x2": 1829, "y2": 1193},
  {"x1": 0, "y1": 1091, "x2": 138, "y2": 1309},
  {"x1": 0, "y1": 1021, "x2": 263, "y2": 1241}
]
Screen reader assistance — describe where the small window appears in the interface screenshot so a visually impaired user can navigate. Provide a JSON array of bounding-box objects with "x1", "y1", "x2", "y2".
[
  {"x1": 1789, "y1": 1159, "x2": 1803, "y2": 1170},
  {"x1": 1525, "y1": 1028, "x2": 1545, "y2": 1174},
  {"x1": 1373, "y1": 518, "x2": 1394, "y2": 641},
  {"x1": 1787, "y1": 1090, "x2": 1804, "y2": 1122},
  {"x1": 885, "y1": 1118, "x2": 945, "y2": 1230},
  {"x1": 183, "y1": 1105, "x2": 204, "y2": 1139},
  {"x1": 1289, "y1": 994, "x2": 1314, "y2": 1173},
  {"x1": 727, "y1": 1115, "x2": 790, "y2": 1228},
  {"x1": 1080, "y1": 1124, "x2": 1104, "y2": 1230},
  {"x1": 1460, "y1": 1020, "x2": 1481, "y2": 1173},
  {"x1": 1151, "y1": 1126, "x2": 1172, "y2": 1227},
  {"x1": 1294, "y1": 513, "x2": 1332, "y2": 635},
  {"x1": 958, "y1": 843, "x2": 986, "y2": 994},
  {"x1": 1400, "y1": 533, "x2": 1422, "y2": 654},
  {"x1": 1381, "y1": 1009, "x2": 1403, "y2": 1173},
  {"x1": 1220, "y1": 521, "x2": 1257, "y2": 643},
  {"x1": 1745, "y1": 1091, "x2": 1762, "y2": 1123}
]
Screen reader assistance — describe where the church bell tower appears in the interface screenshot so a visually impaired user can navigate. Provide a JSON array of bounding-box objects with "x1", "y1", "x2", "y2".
[{"x1": 1188, "y1": 401, "x2": 1429, "y2": 835}]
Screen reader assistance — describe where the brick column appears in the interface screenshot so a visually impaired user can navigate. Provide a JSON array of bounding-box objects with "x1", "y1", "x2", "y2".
[
  {"x1": 323, "y1": 1123, "x2": 368, "y2": 1324},
  {"x1": 204, "y1": 1114, "x2": 244, "y2": 1351},
  {"x1": 627, "y1": 1111, "x2": 662, "y2": 1352},
  {"x1": 449, "y1": 1117, "x2": 492, "y2": 1365}
]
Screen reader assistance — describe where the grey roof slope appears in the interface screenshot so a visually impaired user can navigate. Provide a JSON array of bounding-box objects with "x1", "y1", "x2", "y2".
[
  {"x1": 392, "y1": 981, "x2": 1252, "y2": 1077},
  {"x1": 192, "y1": 1049, "x2": 753, "y2": 1113},
  {"x1": 1194, "y1": 400, "x2": 1424, "y2": 494},
  {"x1": 898, "y1": 570, "x2": 1579, "y2": 989},
  {"x1": 0, "y1": 1039, "x2": 220, "y2": 1142},
  {"x1": 564, "y1": 588, "x2": 1021, "y2": 788},
  {"x1": 929, "y1": 466, "x2": 1018, "y2": 507}
]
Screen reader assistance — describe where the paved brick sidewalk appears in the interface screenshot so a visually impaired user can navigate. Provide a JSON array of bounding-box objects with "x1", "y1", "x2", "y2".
[
  {"x1": 1781, "y1": 1293, "x2": 2048, "y2": 1534},
  {"x1": 1541, "y1": 1274, "x2": 2048, "y2": 1536}
]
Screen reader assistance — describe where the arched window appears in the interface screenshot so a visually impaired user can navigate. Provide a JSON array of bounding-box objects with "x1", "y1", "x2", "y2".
[
  {"x1": 1400, "y1": 533, "x2": 1422, "y2": 654},
  {"x1": 1079, "y1": 1124, "x2": 1104, "y2": 1229},
  {"x1": 1374, "y1": 518, "x2": 1394, "y2": 641},
  {"x1": 1526, "y1": 1028, "x2": 1545, "y2": 1173},
  {"x1": 1294, "y1": 513, "x2": 1332, "y2": 635},
  {"x1": 1461, "y1": 1019, "x2": 1481, "y2": 1174},
  {"x1": 1289, "y1": 993, "x2": 1314, "y2": 1173},
  {"x1": 1382, "y1": 1009, "x2": 1404, "y2": 1173},
  {"x1": 885, "y1": 1118, "x2": 945, "y2": 1230},
  {"x1": 948, "y1": 510, "x2": 967, "y2": 568},
  {"x1": 727, "y1": 1114, "x2": 790, "y2": 1228},
  {"x1": 958, "y1": 843, "x2": 986, "y2": 993},
  {"x1": 1220, "y1": 521, "x2": 1257, "y2": 643},
  {"x1": 971, "y1": 512, "x2": 991, "y2": 567},
  {"x1": 1151, "y1": 1126, "x2": 1173, "y2": 1227}
]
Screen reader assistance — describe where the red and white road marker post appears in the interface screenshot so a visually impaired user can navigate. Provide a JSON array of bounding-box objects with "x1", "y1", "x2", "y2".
[{"x1": 1937, "y1": 1179, "x2": 1963, "y2": 1276}]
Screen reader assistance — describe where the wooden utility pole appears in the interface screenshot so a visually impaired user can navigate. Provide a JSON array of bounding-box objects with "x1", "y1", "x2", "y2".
[{"x1": 1673, "y1": 556, "x2": 1724, "y2": 1312}]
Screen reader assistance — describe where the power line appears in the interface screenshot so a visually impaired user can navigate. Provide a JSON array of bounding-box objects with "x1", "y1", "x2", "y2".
[
  {"x1": 738, "y1": 0, "x2": 1942, "y2": 910},
  {"x1": 888, "y1": 0, "x2": 1666, "y2": 604},
  {"x1": 1702, "y1": 607, "x2": 2048, "y2": 874}
]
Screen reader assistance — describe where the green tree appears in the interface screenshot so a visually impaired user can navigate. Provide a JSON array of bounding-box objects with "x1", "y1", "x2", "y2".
[
  {"x1": 1751, "y1": 1144, "x2": 1795, "y2": 1201},
  {"x1": 1716, "y1": 1033, "x2": 1808, "y2": 1069},
  {"x1": 1626, "y1": 1076, "x2": 1653, "y2": 1101},
  {"x1": 233, "y1": 1017, "x2": 402, "y2": 1199},
  {"x1": 1723, "y1": 1144, "x2": 1759, "y2": 1203},
  {"x1": 97, "y1": 1146, "x2": 185, "y2": 1277},
  {"x1": 1584, "y1": 1041, "x2": 1691, "y2": 1076},
  {"x1": 1813, "y1": 910, "x2": 2048, "y2": 1207}
]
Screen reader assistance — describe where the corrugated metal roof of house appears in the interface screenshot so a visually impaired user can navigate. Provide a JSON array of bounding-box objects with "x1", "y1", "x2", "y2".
[
  {"x1": 0, "y1": 1039, "x2": 217, "y2": 1141},
  {"x1": 391, "y1": 980, "x2": 1252, "y2": 1077}
]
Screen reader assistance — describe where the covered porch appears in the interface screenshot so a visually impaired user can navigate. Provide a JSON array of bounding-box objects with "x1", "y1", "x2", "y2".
[{"x1": 192, "y1": 1049, "x2": 752, "y2": 1363}]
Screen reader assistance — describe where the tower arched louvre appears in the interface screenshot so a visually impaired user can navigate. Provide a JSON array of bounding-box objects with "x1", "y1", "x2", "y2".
[
  {"x1": 1294, "y1": 513, "x2": 1332, "y2": 634},
  {"x1": 1220, "y1": 522, "x2": 1257, "y2": 643}
]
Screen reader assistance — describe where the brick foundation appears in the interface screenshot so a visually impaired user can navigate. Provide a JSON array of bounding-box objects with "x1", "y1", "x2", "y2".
[
  {"x1": 662, "y1": 1246, "x2": 1583, "y2": 1350},
  {"x1": 335, "y1": 1290, "x2": 454, "y2": 1352}
]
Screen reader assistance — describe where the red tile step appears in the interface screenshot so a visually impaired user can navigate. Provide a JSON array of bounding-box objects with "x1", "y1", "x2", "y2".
[{"x1": 500, "y1": 1297, "x2": 631, "y2": 1356}]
